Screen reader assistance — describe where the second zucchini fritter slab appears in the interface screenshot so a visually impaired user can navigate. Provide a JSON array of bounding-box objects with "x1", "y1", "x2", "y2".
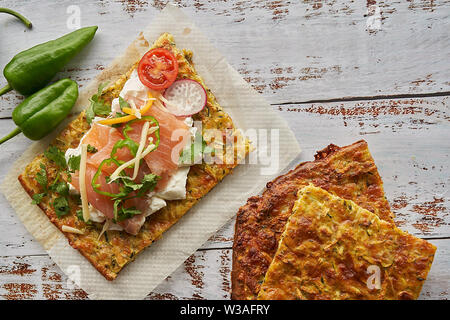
[{"x1": 258, "y1": 185, "x2": 436, "y2": 300}]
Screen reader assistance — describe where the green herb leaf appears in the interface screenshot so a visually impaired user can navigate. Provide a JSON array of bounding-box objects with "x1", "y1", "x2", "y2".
[
  {"x1": 68, "y1": 155, "x2": 81, "y2": 172},
  {"x1": 86, "y1": 105, "x2": 95, "y2": 124},
  {"x1": 121, "y1": 179, "x2": 143, "y2": 191},
  {"x1": 93, "y1": 100, "x2": 111, "y2": 117},
  {"x1": 86, "y1": 82, "x2": 111, "y2": 124},
  {"x1": 76, "y1": 209, "x2": 83, "y2": 221},
  {"x1": 50, "y1": 181, "x2": 69, "y2": 196},
  {"x1": 87, "y1": 144, "x2": 98, "y2": 154},
  {"x1": 76, "y1": 209, "x2": 91, "y2": 224},
  {"x1": 118, "y1": 96, "x2": 130, "y2": 111},
  {"x1": 31, "y1": 192, "x2": 46, "y2": 205},
  {"x1": 53, "y1": 196, "x2": 70, "y2": 218},
  {"x1": 114, "y1": 203, "x2": 141, "y2": 222},
  {"x1": 44, "y1": 146, "x2": 67, "y2": 169},
  {"x1": 137, "y1": 173, "x2": 160, "y2": 197},
  {"x1": 36, "y1": 164, "x2": 48, "y2": 190}
]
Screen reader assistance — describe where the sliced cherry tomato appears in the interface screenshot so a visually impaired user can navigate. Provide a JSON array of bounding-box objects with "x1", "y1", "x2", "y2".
[{"x1": 138, "y1": 48, "x2": 178, "y2": 91}]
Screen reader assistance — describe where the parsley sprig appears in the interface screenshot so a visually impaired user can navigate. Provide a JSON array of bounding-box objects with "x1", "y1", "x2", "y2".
[
  {"x1": 33, "y1": 146, "x2": 74, "y2": 218},
  {"x1": 86, "y1": 82, "x2": 111, "y2": 124}
]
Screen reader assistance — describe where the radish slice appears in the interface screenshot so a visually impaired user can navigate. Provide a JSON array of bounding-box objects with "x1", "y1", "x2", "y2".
[{"x1": 163, "y1": 79, "x2": 207, "y2": 116}]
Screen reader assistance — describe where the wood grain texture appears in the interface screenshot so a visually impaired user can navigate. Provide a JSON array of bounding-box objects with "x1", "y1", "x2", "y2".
[
  {"x1": 0, "y1": 0, "x2": 449, "y2": 300},
  {"x1": 0, "y1": 0, "x2": 449, "y2": 117}
]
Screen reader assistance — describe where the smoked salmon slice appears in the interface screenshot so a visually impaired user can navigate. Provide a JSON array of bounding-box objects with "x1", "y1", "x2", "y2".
[
  {"x1": 123, "y1": 104, "x2": 190, "y2": 189},
  {"x1": 82, "y1": 123, "x2": 133, "y2": 174}
]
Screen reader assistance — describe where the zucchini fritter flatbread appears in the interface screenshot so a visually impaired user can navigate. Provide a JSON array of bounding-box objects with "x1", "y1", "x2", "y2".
[
  {"x1": 232, "y1": 140, "x2": 393, "y2": 300},
  {"x1": 257, "y1": 185, "x2": 436, "y2": 300},
  {"x1": 19, "y1": 33, "x2": 247, "y2": 280}
]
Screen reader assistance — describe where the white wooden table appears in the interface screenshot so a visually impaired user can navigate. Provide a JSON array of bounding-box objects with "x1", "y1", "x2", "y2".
[{"x1": 0, "y1": 0, "x2": 449, "y2": 300}]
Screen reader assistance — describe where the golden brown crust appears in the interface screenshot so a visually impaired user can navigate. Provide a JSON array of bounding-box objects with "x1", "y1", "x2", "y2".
[
  {"x1": 18, "y1": 33, "x2": 247, "y2": 280},
  {"x1": 232, "y1": 140, "x2": 393, "y2": 300},
  {"x1": 257, "y1": 185, "x2": 436, "y2": 300}
]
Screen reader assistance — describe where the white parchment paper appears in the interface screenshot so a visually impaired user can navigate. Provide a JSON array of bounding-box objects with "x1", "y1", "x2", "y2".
[{"x1": 1, "y1": 4, "x2": 301, "y2": 299}]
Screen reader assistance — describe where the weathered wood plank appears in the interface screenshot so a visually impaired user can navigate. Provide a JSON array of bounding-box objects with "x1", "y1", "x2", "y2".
[
  {"x1": 1, "y1": 0, "x2": 449, "y2": 118},
  {"x1": 0, "y1": 0, "x2": 449, "y2": 300},
  {"x1": 1, "y1": 238, "x2": 448, "y2": 300}
]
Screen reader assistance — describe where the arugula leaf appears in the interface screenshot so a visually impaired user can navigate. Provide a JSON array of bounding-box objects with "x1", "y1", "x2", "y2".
[
  {"x1": 68, "y1": 155, "x2": 81, "y2": 172},
  {"x1": 53, "y1": 196, "x2": 70, "y2": 218},
  {"x1": 36, "y1": 164, "x2": 48, "y2": 190},
  {"x1": 87, "y1": 144, "x2": 98, "y2": 154},
  {"x1": 93, "y1": 101, "x2": 111, "y2": 117},
  {"x1": 31, "y1": 192, "x2": 46, "y2": 205},
  {"x1": 44, "y1": 146, "x2": 67, "y2": 169},
  {"x1": 86, "y1": 82, "x2": 111, "y2": 124}
]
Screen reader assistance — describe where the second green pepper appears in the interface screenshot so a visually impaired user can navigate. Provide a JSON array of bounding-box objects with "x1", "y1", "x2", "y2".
[{"x1": 0, "y1": 78, "x2": 79, "y2": 144}]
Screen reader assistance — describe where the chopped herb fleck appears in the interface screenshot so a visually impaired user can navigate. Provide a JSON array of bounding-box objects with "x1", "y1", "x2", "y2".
[
  {"x1": 68, "y1": 155, "x2": 81, "y2": 172},
  {"x1": 31, "y1": 192, "x2": 46, "y2": 205},
  {"x1": 87, "y1": 144, "x2": 98, "y2": 154},
  {"x1": 53, "y1": 196, "x2": 70, "y2": 218},
  {"x1": 50, "y1": 181, "x2": 69, "y2": 196},
  {"x1": 44, "y1": 146, "x2": 67, "y2": 169},
  {"x1": 36, "y1": 164, "x2": 48, "y2": 190},
  {"x1": 76, "y1": 209, "x2": 91, "y2": 224}
]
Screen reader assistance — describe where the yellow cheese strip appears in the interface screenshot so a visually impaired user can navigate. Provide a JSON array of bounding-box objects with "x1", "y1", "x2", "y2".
[
  {"x1": 99, "y1": 93, "x2": 155, "y2": 126},
  {"x1": 79, "y1": 144, "x2": 90, "y2": 222},
  {"x1": 122, "y1": 94, "x2": 155, "y2": 116},
  {"x1": 62, "y1": 225, "x2": 84, "y2": 235},
  {"x1": 97, "y1": 114, "x2": 136, "y2": 126}
]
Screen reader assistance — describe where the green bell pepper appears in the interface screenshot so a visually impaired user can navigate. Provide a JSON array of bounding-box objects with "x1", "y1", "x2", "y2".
[
  {"x1": 0, "y1": 26, "x2": 97, "y2": 97},
  {"x1": 0, "y1": 78, "x2": 78, "y2": 144}
]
